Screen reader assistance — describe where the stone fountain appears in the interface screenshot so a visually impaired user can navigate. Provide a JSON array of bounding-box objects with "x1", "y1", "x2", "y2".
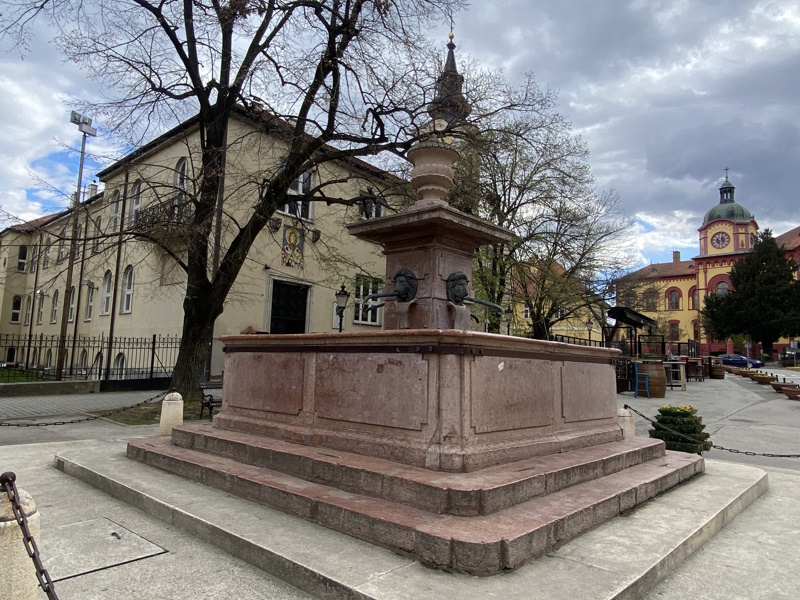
[{"x1": 128, "y1": 35, "x2": 703, "y2": 575}]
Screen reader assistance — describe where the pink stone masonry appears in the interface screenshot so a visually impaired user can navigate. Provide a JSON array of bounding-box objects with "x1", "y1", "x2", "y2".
[{"x1": 213, "y1": 329, "x2": 622, "y2": 472}]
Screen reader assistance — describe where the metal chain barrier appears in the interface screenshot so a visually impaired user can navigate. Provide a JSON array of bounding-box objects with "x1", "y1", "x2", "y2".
[
  {"x1": 623, "y1": 403, "x2": 800, "y2": 459},
  {"x1": 0, "y1": 472, "x2": 59, "y2": 599},
  {"x1": 0, "y1": 390, "x2": 168, "y2": 427}
]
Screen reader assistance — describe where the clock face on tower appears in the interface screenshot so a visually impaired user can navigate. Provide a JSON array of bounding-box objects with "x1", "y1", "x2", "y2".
[{"x1": 711, "y1": 231, "x2": 730, "y2": 249}]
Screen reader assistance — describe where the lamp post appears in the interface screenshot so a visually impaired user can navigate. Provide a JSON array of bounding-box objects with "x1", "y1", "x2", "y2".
[
  {"x1": 586, "y1": 318, "x2": 594, "y2": 346},
  {"x1": 57, "y1": 112, "x2": 96, "y2": 380},
  {"x1": 335, "y1": 285, "x2": 350, "y2": 332}
]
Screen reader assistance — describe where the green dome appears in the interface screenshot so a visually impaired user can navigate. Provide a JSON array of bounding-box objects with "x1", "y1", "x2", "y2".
[
  {"x1": 703, "y1": 179, "x2": 753, "y2": 225},
  {"x1": 703, "y1": 202, "x2": 753, "y2": 225}
]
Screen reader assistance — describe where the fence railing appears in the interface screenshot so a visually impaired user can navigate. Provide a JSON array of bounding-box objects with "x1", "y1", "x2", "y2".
[
  {"x1": 0, "y1": 333, "x2": 181, "y2": 383},
  {"x1": 553, "y1": 334, "x2": 701, "y2": 358}
]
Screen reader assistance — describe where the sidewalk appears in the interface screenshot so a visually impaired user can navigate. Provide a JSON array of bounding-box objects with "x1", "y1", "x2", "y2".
[{"x1": 1, "y1": 377, "x2": 799, "y2": 599}]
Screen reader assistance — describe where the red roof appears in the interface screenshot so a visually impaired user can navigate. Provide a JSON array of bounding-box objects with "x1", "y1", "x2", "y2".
[{"x1": 775, "y1": 225, "x2": 800, "y2": 252}]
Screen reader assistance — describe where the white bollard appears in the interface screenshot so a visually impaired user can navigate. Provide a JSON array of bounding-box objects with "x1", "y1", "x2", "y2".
[
  {"x1": 0, "y1": 485, "x2": 40, "y2": 600},
  {"x1": 159, "y1": 391, "x2": 184, "y2": 436},
  {"x1": 618, "y1": 407, "x2": 636, "y2": 438}
]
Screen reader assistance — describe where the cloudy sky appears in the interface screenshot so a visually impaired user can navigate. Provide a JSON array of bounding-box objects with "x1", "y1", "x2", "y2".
[{"x1": 1, "y1": 1, "x2": 799, "y2": 267}]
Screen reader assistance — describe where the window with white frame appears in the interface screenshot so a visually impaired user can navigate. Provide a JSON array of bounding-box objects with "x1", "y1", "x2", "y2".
[
  {"x1": 279, "y1": 171, "x2": 312, "y2": 220},
  {"x1": 353, "y1": 276, "x2": 383, "y2": 325},
  {"x1": 75, "y1": 225, "x2": 82, "y2": 259},
  {"x1": 522, "y1": 305, "x2": 531, "y2": 320},
  {"x1": 68, "y1": 286, "x2": 76, "y2": 322},
  {"x1": 121, "y1": 266, "x2": 134, "y2": 313},
  {"x1": 36, "y1": 294, "x2": 44, "y2": 325},
  {"x1": 24, "y1": 296, "x2": 32, "y2": 325},
  {"x1": 50, "y1": 290, "x2": 59, "y2": 323},
  {"x1": 109, "y1": 191, "x2": 120, "y2": 232},
  {"x1": 93, "y1": 217, "x2": 102, "y2": 253},
  {"x1": 57, "y1": 237, "x2": 66, "y2": 262},
  {"x1": 85, "y1": 285, "x2": 94, "y2": 321},
  {"x1": 42, "y1": 238, "x2": 50, "y2": 269},
  {"x1": 172, "y1": 158, "x2": 188, "y2": 218},
  {"x1": 17, "y1": 245, "x2": 27, "y2": 271},
  {"x1": 101, "y1": 271, "x2": 113, "y2": 314},
  {"x1": 29, "y1": 244, "x2": 38, "y2": 273},
  {"x1": 129, "y1": 181, "x2": 141, "y2": 226},
  {"x1": 10, "y1": 295, "x2": 22, "y2": 323}
]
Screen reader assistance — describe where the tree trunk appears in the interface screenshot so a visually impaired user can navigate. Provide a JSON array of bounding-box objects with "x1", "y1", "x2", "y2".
[{"x1": 171, "y1": 292, "x2": 218, "y2": 401}]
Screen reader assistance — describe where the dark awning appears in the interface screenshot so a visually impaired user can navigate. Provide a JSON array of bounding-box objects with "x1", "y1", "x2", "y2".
[{"x1": 607, "y1": 306, "x2": 658, "y2": 330}]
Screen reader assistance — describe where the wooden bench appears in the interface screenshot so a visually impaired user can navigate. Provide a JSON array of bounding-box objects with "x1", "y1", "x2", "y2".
[{"x1": 199, "y1": 379, "x2": 223, "y2": 419}]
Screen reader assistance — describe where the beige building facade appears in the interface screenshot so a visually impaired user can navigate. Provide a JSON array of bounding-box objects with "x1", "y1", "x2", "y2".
[{"x1": 0, "y1": 110, "x2": 399, "y2": 379}]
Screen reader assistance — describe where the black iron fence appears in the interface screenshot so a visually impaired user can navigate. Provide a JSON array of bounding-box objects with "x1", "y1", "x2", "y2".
[
  {"x1": 0, "y1": 333, "x2": 180, "y2": 384},
  {"x1": 553, "y1": 333, "x2": 701, "y2": 358}
]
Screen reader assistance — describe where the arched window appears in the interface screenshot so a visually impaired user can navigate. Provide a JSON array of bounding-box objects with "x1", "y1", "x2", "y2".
[
  {"x1": 85, "y1": 284, "x2": 94, "y2": 321},
  {"x1": 622, "y1": 291, "x2": 636, "y2": 308},
  {"x1": 644, "y1": 289, "x2": 658, "y2": 311},
  {"x1": 5, "y1": 347, "x2": 16, "y2": 364},
  {"x1": 24, "y1": 296, "x2": 32, "y2": 325},
  {"x1": 109, "y1": 190, "x2": 121, "y2": 232},
  {"x1": 668, "y1": 290, "x2": 680, "y2": 310},
  {"x1": 50, "y1": 290, "x2": 59, "y2": 323},
  {"x1": 114, "y1": 352, "x2": 126, "y2": 379},
  {"x1": 689, "y1": 287, "x2": 699, "y2": 310},
  {"x1": 45, "y1": 348, "x2": 53, "y2": 369},
  {"x1": 129, "y1": 181, "x2": 142, "y2": 226},
  {"x1": 10, "y1": 295, "x2": 22, "y2": 323},
  {"x1": 36, "y1": 293, "x2": 45, "y2": 325},
  {"x1": 101, "y1": 271, "x2": 113, "y2": 314},
  {"x1": 716, "y1": 282, "x2": 729, "y2": 297},
  {"x1": 93, "y1": 352, "x2": 103, "y2": 379},
  {"x1": 80, "y1": 349, "x2": 88, "y2": 374},
  {"x1": 121, "y1": 266, "x2": 134, "y2": 313},
  {"x1": 68, "y1": 286, "x2": 76, "y2": 322},
  {"x1": 31, "y1": 349, "x2": 38, "y2": 368}
]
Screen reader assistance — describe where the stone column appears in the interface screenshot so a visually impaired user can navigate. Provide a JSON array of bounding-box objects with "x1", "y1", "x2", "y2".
[{"x1": 0, "y1": 484, "x2": 40, "y2": 600}]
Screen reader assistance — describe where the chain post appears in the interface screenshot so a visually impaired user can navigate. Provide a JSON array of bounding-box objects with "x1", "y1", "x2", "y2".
[{"x1": 1, "y1": 472, "x2": 59, "y2": 599}]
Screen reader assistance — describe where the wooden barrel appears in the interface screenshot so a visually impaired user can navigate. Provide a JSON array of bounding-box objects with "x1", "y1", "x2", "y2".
[
  {"x1": 640, "y1": 362, "x2": 667, "y2": 398},
  {"x1": 710, "y1": 365, "x2": 725, "y2": 379}
]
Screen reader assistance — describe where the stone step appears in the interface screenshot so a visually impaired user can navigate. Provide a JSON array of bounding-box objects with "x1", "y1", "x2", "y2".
[
  {"x1": 127, "y1": 435, "x2": 702, "y2": 575},
  {"x1": 168, "y1": 422, "x2": 666, "y2": 516}
]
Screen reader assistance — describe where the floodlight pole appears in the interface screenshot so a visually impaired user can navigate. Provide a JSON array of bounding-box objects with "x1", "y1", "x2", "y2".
[{"x1": 57, "y1": 113, "x2": 96, "y2": 380}]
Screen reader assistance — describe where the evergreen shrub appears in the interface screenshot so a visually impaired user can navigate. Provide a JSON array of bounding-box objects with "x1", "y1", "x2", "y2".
[{"x1": 648, "y1": 404, "x2": 712, "y2": 455}]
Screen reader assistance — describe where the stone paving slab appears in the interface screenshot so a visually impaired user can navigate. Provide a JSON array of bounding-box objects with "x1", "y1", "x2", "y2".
[{"x1": 55, "y1": 443, "x2": 767, "y2": 599}]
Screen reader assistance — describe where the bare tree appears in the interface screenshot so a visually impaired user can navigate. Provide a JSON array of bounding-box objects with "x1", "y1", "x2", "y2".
[
  {"x1": 467, "y1": 117, "x2": 636, "y2": 336},
  {"x1": 4, "y1": 1, "x2": 555, "y2": 397}
]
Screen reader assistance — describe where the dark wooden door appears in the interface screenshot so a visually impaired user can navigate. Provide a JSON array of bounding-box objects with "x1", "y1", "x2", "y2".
[{"x1": 270, "y1": 281, "x2": 308, "y2": 334}]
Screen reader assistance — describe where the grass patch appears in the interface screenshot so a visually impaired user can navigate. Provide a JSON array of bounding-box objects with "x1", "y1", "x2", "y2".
[{"x1": 92, "y1": 397, "x2": 209, "y2": 426}]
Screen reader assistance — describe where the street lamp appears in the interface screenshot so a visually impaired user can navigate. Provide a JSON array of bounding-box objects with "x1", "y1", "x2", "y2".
[
  {"x1": 586, "y1": 318, "x2": 594, "y2": 346},
  {"x1": 335, "y1": 285, "x2": 350, "y2": 332},
  {"x1": 57, "y1": 111, "x2": 97, "y2": 380}
]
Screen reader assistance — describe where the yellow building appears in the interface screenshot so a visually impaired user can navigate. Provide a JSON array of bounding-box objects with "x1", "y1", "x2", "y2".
[{"x1": 616, "y1": 177, "x2": 799, "y2": 355}]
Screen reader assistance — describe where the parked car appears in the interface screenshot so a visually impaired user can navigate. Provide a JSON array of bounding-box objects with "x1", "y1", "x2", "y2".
[{"x1": 718, "y1": 353, "x2": 763, "y2": 368}]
